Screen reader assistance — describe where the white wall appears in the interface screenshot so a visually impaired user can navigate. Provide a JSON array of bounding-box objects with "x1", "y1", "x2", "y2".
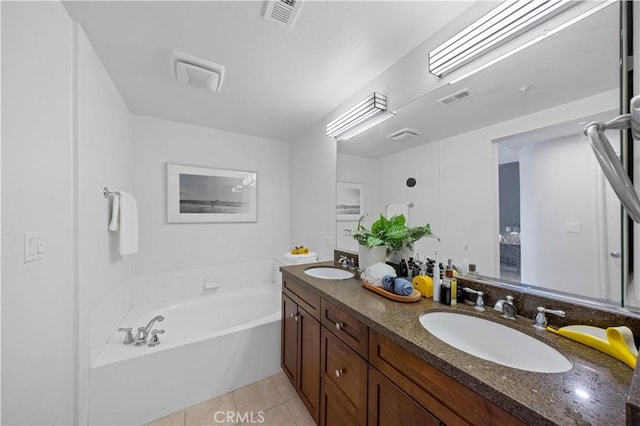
[
  {"x1": 289, "y1": 120, "x2": 337, "y2": 261},
  {"x1": 76, "y1": 24, "x2": 134, "y2": 423},
  {"x1": 519, "y1": 135, "x2": 601, "y2": 297},
  {"x1": 1, "y1": 2, "x2": 76, "y2": 424},
  {"x1": 132, "y1": 115, "x2": 290, "y2": 273}
]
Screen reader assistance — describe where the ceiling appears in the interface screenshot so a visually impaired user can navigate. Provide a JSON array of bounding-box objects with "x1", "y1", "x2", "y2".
[
  {"x1": 336, "y1": 2, "x2": 620, "y2": 158},
  {"x1": 62, "y1": 0, "x2": 475, "y2": 142}
]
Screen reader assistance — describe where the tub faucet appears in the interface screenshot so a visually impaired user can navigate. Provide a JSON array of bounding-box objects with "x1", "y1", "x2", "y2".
[{"x1": 134, "y1": 315, "x2": 165, "y2": 345}]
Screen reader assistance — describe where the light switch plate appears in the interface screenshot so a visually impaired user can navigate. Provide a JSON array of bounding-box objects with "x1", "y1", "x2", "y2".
[{"x1": 24, "y1": 231, "x2": 44, "y2": 262}]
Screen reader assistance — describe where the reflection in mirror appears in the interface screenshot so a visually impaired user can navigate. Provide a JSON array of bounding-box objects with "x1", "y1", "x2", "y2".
[
  {"x1": 336, "y1": 2, "x2": 627, "y2": 307},
  {"x1": 496, "y1": 111, "x2": 621, "y2": 303}
]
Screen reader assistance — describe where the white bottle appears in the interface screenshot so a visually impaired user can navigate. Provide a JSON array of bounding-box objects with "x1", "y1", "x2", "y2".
[
  {"x1": 462, "y1": 244, "x2": 469, "y2": 275},
  {"x1": 432, "y1": 250, "x2": 441, "y2": 302}
]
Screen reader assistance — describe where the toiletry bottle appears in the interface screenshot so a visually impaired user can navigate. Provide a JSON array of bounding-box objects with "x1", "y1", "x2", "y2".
[
  {"x1": 441, "y1": 270, "x2": 451, "y2": 305},
  {"x1": 462, "y1": 244, "x2": 469, "y2": 275},
  {"x1": 448, "y1": 268, "x2": 457, "y2": 305},
  {"x1": 398, "y1": 259, "x2": 409, "y2": 277},
  {"x1": 432, "y1": 251, "x2": 441, "y2": 302}
]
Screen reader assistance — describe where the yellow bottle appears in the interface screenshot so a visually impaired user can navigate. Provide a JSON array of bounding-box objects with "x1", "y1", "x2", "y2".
[{"x1": 446, "y1": 268, "x2": 457, "y2": 305}]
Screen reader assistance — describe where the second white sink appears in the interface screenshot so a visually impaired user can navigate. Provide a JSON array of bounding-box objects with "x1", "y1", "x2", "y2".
[
  {"x1": 419, "y1": 312, "x2": 572, "y2": 373},
  {"x1": 304, "y1": 267, "x2": 354, "y2": 280}
]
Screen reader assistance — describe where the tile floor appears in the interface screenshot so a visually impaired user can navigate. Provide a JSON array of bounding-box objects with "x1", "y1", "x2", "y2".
[{"x1": 147, "y1": 371, "x2": 315, "y2": 426}]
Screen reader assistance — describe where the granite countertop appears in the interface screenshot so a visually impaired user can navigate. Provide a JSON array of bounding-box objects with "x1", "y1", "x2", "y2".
[{"x1": 281, "y1": 261, "x2": 634, "y2": 425}]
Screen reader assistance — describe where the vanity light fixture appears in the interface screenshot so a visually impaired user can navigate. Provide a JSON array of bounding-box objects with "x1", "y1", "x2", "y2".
[
  {"x1": 429, "y1": 0, "x2": 572, "y2": 78},
  {"x1": 326, "y1": 93, "x2": 396, "y2": 141},
  {"x1": 445, "y1": 0, "x2": 616, "y2": 85}
]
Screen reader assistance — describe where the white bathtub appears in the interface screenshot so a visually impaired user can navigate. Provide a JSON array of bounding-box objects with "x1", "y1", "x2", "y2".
[{"x1": 89, "y1": 284, "x2": 282, "y2": 425}]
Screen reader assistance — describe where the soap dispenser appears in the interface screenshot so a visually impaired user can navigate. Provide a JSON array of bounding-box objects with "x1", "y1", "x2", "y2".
[{"x1": 432, "y1": 250, "x2": 441, "y2": 302}]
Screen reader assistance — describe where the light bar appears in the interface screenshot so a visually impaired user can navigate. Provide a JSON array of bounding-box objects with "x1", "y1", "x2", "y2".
[
  {"x1": 447, "y1": 0, "x2": 616, "y2": 85},
  {"x1": 429, "y1": 0, "x2": 571, "y2": 77},
  {"x1": 326, "y1": 93, "x2": 394, "y2": 140}
]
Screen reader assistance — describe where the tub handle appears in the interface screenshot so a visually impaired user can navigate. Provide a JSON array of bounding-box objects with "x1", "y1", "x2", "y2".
[
  {"x1": 335, "y1": 369, "x2": 345, "y2": 378},
  {"x1": 117, "y1": 327, "x2": 134, "y2": 345},
  {"x1": 148, "y1": 329, "x2": 165, "y2": 347},
  {"x1": 335, "y1": 322, "x2": 344, "y2": 330}
]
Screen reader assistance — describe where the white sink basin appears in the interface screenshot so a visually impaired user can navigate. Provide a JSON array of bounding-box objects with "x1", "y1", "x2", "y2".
[
  {"x1": 419, "y1": 312, "x2": 572, "y2": 373},
  {"x1": 304, "y1": 267, "x2": 354, "y2": 280}
]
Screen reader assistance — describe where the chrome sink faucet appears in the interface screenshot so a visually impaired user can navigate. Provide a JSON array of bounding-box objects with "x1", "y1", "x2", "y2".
[
  {"x1": 533, "y1": 306, "x2": 566, "y2": 329},
  {"x1": 338, "y1": 255, "x2": 356, "y2": 270},
  {"x1": 494, "y1": 295, "x2": 517, "y2": 320},
  {"x1": 134, "y1": 315, "x2": 165, "y2": 345}
]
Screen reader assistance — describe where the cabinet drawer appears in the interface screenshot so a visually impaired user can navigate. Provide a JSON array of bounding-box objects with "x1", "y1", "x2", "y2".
[
  {"x1": 283, "y1": 275, "x2": 320, "y2": 320},
  {"x1": 369, "y1": 330, "x2": 525, "y2": 426},
  {"x1": 321, "y1": 327, "x2": 367, "y2": 425},
  {"x1": 321, "y1": 299, "x2": 368, "y2": 358},
  {"x1": 368, "y1": 366, "x2": 441, "y2": 426}
]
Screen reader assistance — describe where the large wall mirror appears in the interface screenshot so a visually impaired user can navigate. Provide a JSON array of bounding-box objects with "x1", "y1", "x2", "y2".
[{"x1": 336, "y1": 2, "x2": 632, "y2": 309}]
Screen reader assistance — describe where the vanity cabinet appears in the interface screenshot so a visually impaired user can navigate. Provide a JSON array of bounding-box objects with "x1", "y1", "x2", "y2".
[
  {"x1": 281, "y1": 271, "x2": 526, "y2": 426},
  {"x1": 281, "y1": 278, "x2": 321, "y2": 423}
]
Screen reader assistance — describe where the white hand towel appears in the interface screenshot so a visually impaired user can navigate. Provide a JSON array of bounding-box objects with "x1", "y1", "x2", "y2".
[
  {"x1": 117, "y1": 191, "x2": 139, "y2": 256},
  {"x1": 387, "y1": 203, "x2": 410, "y2": 223},
  {"x1": 109, "y1": 194, "x2": 120, "y2": 231}
]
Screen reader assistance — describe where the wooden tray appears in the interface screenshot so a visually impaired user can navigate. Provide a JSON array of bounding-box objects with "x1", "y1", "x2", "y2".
[{"x1": 361, "y1": 280, "x2": 422, "y2": 303}]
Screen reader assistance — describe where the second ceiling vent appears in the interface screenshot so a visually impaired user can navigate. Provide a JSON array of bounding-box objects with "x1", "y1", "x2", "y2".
[
  {"x1": 436, "y1": 88, "x2": 474, "y2": 106},
  {"x1": 263, "y1": 0, "x2": 304, "y2": 30}
]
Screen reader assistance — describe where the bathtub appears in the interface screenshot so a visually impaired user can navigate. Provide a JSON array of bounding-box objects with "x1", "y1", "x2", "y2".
[{"x1": 89, "y1": 283, "x2": 282, "y2": 425}]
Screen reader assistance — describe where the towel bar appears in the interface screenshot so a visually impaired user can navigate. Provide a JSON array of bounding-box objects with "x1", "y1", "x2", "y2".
[{"x1": 103, "y1": 187, "x2": 120, "y2": 199}]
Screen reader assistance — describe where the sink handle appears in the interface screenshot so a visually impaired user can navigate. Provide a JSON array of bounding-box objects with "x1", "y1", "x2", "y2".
[
  {"x1": 533, "y1": 306, "x2": 566, "y2": 329},
  {"x1": 463, "y1": 287, "x2": 485, "y2": 312}
]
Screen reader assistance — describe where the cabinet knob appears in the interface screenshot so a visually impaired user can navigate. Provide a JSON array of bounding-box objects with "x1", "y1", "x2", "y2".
[
  {"x1": 290, "y1": 312, "x2": 300, "y2": 321},
  {"x1": 335, "y1": 322, "x2": 344, "y2": 330},
  {"x1": 335, "y1": 369, "x2": 344, "y2": 378}
]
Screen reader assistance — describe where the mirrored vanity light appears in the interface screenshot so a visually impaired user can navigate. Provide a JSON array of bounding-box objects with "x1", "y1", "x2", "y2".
[{"x1": 326, "y1": 92, "x2": 396, "y2": 141}]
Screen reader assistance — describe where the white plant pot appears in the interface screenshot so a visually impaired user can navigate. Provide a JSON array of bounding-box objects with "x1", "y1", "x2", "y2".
[
  {"x1": 387, "y1": 247, "x2": 414, "y2": 263},
  {"x1": 358, "y1": 245, "x2": 387, "y2": 270}
]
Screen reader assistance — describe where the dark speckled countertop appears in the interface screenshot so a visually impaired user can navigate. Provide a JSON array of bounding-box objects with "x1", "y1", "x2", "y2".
[{"x1": 282, "y1": 261, "x2": 634, "y2": 425}]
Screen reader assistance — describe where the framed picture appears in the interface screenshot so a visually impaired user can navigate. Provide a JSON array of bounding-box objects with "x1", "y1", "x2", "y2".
[
  {"x1": 336, "y1": 182, "x2": 364, "y2": 221},
  {"x1": 167, "y1": 163, "x2": 257, "y2": 223}
]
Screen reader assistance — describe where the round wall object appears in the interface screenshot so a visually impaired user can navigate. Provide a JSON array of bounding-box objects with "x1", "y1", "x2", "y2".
[{"x1": 406, "y1": 177, "x2": 417, "y2": 188}]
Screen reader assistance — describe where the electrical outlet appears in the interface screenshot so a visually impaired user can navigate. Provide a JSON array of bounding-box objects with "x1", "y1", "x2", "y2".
[{"x1": 564, "y1": 222, "x2": 581, "y2": 233}]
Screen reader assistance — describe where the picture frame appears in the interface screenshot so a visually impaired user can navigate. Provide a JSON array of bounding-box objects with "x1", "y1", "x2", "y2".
[
  {"x1": 336, "y1": 181, "x2": 364, "y2": 221},
  {"x1": 167, "y1": 163, "x2": 257, "y2": 223}
]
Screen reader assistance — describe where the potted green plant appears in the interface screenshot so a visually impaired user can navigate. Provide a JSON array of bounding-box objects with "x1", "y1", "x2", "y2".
[{"x1": 347, "y1": 214, "x2": 437, "y2": 268}]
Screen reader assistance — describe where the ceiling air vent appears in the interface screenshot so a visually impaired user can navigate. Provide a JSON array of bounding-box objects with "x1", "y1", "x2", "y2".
[
  {"x1": 387, "y1": 128, "x2": 422, "y2": 141},
  {"x1": 436, "y1": 88, "x2": 474, "y2": 106},
  {"x1": 170, "y1": 51, "x2": 225, "y2": 93},
  {"x1": 263, "y1": 0, "x2": 304, "y2": 30}
]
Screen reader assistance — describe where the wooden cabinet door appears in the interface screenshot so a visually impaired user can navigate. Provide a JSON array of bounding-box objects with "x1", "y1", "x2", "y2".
[
  {"x1": 368, "y1": 366, "x2": 441, "y2": 426},
  {"x1": 321, "y1": 378, "x2": 359, "y2": 426},
  {"x1": 281, "y1": 294, "x2": 298, "y2": 385},
  {"x1": 298, "y1": 306, "x2": 320, "y2": 424}
]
